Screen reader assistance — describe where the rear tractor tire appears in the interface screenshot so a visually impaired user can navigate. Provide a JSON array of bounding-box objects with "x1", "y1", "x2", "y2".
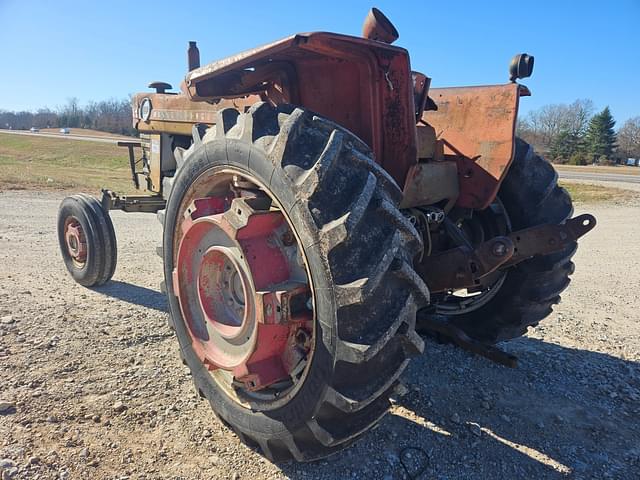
[
  {"x1": 429, "y1": 138, "x2": 576, "y2": 344},
  {"x1": 161, "y1": 103, "x2": 429, "y2": 461},
  {"x1": 57, "y1": 194, "x2": 117, "y2": 287}
]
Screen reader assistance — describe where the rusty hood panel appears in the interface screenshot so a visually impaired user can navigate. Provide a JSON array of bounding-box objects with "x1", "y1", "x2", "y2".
[{"x1": 182, "y1": 31, "x2": 418, "y2": 186}]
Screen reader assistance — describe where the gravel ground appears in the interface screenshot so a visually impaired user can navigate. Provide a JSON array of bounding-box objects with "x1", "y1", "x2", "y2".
[{"x1": 1, "y1": 189, "x2": 639, "y2": 480}]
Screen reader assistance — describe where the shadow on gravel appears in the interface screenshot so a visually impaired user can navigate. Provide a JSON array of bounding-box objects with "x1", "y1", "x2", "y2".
[
  {"x1": 279, "y1": 337, "x2": 640, "y2": 480},
  {"x1": 94, "y1": 280, "x2": 168, "y2": 312}
]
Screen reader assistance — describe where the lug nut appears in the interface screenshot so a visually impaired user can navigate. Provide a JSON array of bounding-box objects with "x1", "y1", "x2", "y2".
[
  {"x1": 492, "y1": 241, "x2": 508, "y2": 257},
  {"x1": 281, "y1": 231, "x2": 295, "y2": 246}
]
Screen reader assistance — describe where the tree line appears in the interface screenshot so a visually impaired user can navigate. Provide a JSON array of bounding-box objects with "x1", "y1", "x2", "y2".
[
  {"x1": 0, "y1": 97, "x2": 135, "y2": 136},
  {"x1": 2, "y1": 96, "x2": 639, "y2": 163},
  {"x1": 517, "y1": 100, "x2": 640, "y2": 165}
]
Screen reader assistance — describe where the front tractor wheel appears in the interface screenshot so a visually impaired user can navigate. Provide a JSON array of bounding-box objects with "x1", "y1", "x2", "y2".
[
  {"x1": 57, "y1": 194, "x2": 117, "y2": 287},
  {"x1": 162, "y1": 103, "x2": 429, "y2": 461}
]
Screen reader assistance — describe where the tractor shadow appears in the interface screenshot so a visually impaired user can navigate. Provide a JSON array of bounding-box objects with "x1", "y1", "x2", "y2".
[
  {"x1": 279, "y1": 337, "x2": 640, "y2": 479},
  {"x1": 94, "y1": 280, "x2": 168, "y2": 312}
]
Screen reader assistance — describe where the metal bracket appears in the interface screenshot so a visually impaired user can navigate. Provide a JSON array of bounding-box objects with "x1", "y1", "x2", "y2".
[
  {"x1": 417, "y1": 313, "x2": 518, "y2": 367},
  {"x1": 501, "y1": 214, "x2": 596, "y2": 268},
  {"x1": 417, "y1": 236, "x2": 515, "y2": 293},
  {"x1": 117, "y1": 141, "x2": 142, "y2": 189},
  {"x1": 101, "y1": 189, "x2": 166, "y2": 213},
  {"x1": 417, "y1": 214, "x2": 596, "y2": 293}
]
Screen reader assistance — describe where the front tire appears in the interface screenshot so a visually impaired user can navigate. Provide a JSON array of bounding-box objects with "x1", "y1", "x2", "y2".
[
  {"x1": 57, "y1": 194, "x2": 117, "y2": 287},
  {"x1": 162, "y1": 103, "x2": 429, "y2": 461}
]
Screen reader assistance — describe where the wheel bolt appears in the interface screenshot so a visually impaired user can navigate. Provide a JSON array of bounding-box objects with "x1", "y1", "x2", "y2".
[
  {"x1": 281, "y1": 231, "x2": 295, "y2": 246},
  {"x1": 493, "y1": 241, "x2": 507, "y2": 257}
]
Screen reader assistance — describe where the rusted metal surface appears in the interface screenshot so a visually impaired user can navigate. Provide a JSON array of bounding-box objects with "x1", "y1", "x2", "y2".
[
  {"x1": 502, "y1": 214, "x2": 596, "y2": 268},
  {"x1": 417, "y1": 214, "x2": 597, "y2": 293},
  {"x1": 131, "y1": 92, "x2": 258, "y2": 136},
  {"x1": 100, "y1": 190, "x2": 165, "y2": 213},
  {"x1": 182, "y1": 32, "x2": 417, "y2": 185},
  {"x1": 362, "y1": 7, "x2": 399, "y2": 43},
  {"x1": 416, "y1": 236, "x2": 515, "y2": 293},
  {"x1": 423, "y1": 84, "x2": 522, "y2": 210},
  {"x1": 64, "y1": 218, "x2": 87, "y2": 264},
  {"x1": 417, "y1": 313, "x2": 518, "y2": 367}
]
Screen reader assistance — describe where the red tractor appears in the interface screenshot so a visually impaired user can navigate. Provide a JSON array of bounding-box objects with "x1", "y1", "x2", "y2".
[{"x1": 57, "y1": 8, "x2": 595, "y2": 461}]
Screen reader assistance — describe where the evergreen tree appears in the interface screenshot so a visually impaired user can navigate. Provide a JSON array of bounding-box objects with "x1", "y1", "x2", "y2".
[
  {"x1": 550, "y1": 129, "x2": 583, "y2": 161},
  {"x1": 585, "y1": 107, "x2": 617, "y2": 159}
]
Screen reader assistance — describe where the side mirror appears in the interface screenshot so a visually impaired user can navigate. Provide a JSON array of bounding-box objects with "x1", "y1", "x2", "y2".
[{"x1": 509, "y1": 53, "x2": 534, "y2": 82}]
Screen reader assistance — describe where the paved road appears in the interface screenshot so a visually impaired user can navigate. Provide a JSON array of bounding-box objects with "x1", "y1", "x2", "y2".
[
  {"x1": 557, "y1": 169, "x2": 640, "y2": 184},
  {"x1": 0, "y1": 129, "x2": 130, "y2": 144}
]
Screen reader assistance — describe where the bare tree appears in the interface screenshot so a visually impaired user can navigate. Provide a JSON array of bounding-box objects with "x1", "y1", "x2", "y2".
[
  {"x1": 0, "y1": 97, "x2": 134, "y2": 135},
  {"x1": 564, "y1": 99, "x2": 594, "y2": 136},
  {"x1": 618, "y1": 117, "x2": 640, "y2": 158},
  {"x1": 517, "y1": 99, "x2": 594, "y2": 152}
]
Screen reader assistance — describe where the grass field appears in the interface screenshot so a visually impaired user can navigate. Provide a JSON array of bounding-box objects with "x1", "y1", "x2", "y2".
[
  {"x1": 559, "y1": 181, "x2": 638, "y2": 203},
  {"x1": 0, "y1": 131, "x2": 135, "y2": 193},
  {"x1": 554, "y1": 164, "x2": 640, "y2": 176}
]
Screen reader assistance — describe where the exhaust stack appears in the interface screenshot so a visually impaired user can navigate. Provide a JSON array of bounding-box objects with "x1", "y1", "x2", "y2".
[
  {"x1": 362, "y1": 8, "x2": 399, "y2": 44},
  {"x1": 188, "y1": 41, "x2": 200, "y2": 71}
]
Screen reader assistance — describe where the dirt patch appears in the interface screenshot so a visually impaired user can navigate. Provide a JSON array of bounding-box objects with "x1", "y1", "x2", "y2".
[{"x1": 0, "y1": 191, "x2": 639, "y2": 479}]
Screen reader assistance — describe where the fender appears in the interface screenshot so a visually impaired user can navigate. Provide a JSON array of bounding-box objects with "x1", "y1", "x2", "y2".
[{"x1": 414, "y1": 83, "x2": 528, "y2": 210}]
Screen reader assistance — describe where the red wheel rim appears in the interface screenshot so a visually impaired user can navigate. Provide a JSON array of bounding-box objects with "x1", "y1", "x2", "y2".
[
  {"x1": 172, "y1": 172, "x2": 315, "y2": 405},
  {"x1": 64, "y1": 217, "x2": 87, "y2": 266}
]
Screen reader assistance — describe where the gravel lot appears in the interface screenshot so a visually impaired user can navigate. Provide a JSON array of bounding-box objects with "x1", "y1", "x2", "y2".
[{"x1": 1, "y1": 189, "x2": 639, "y2": 479}]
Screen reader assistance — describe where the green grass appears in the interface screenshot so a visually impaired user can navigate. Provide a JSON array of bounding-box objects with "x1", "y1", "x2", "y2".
[
  {"x1": 560, "y1": 181, "x2": 638, "y2": 203},
  {"x1": 0, "y1": 132, "x2": 135, "y2": 193}
]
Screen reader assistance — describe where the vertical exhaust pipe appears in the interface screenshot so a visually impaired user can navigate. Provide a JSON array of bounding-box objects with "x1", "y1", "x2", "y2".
[
  {"x1": 188, "y1": 41, "x2": 200, "y2": 71},
  {"x1": 362, "y1": 8, "x2": 399, "y2": 44}
]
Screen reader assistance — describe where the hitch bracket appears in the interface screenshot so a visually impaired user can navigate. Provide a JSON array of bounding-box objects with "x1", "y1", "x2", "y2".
[{"x1": 418, "y1": 214, "x2": 596, "y2": 293}]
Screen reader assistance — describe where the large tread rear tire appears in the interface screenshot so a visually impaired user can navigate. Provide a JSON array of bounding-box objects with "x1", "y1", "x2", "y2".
[
  {"x1": 444, "y1": 138, "x2": 575, "y2": 344},
  {"x1": 162, "y1": 103, "x2": 429, "y2": 461}
]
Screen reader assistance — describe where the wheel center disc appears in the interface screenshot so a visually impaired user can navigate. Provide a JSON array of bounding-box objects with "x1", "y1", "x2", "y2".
[
  {"x1": 64, "y1": 218, "x2": 87, "y2": 264},
  {"x1": 173, "y1": 192, "x2": 314, "y2": 396},
  {"x1": 197, "y1": 246, "x2": 249, "y2": 335}
]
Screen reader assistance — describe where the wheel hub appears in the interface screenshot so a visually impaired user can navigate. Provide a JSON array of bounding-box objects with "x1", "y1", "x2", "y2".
[
  {"x1": 173, "y1": 194, "x2": 313, "y2": 393},
  {"x1": 64, "y1": 218, "x2": 87, "y2": 263},
  {"x1": 434, "y1": 198, "x2": 512, "y2": 314}
]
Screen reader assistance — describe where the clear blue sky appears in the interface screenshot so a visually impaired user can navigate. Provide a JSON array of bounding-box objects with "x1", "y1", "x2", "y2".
[{"x1": 1, "y1": 0, "x2": 638, "y2": 124}]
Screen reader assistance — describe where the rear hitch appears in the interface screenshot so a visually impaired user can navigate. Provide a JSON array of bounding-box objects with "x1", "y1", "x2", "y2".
[
  {"x1": 416, "y1": 214, "x2": 596, "y2": 366},
  {"x1": 417, "y1": 313, "x2": 518, "y2": 368},
  {"x1": 417, "y1": 214, "x2": 596, "y2": 293}
]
